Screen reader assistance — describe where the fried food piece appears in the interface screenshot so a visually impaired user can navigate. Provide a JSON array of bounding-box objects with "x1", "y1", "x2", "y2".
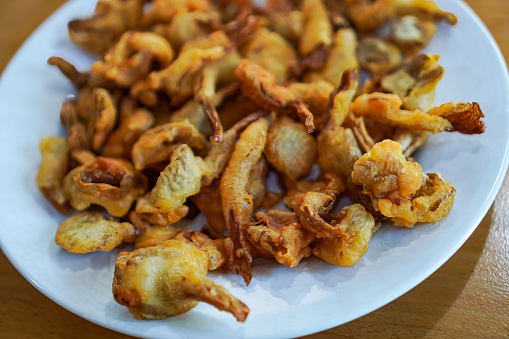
[
  {"x1": 77, "y1": 88, "x2": 118, "y2": 152},
  {"x1": 312, "y1": 204, "x2": 379, "y2": 267},
  {"x1": 37, "y1": 137, "x2": 71, "y2": 213},
  {"x1": 240, "y1": 27, "x2": 297, "y2": 84},
  {"x1": 264, "y1": 115, "x2": 316, "y2": 187},
  {"x1": 351, "y1": 92, "x2": 453, "y2": 133},
  {"x1": 47, "y1": 57, "x2": 88, "y2": 89},
  {"x1": 220, "y1": 118, "x2": 268, "y2": 285},
  {"x1": 235, "y1": 59, "x2": 314, "y2": 133},
  {"x1": 202, "y1": 112, "x2": 265, "y2": 186},
  {"x1": 63, "y1": 156, "x2": 148, "y2": 217},
  {"x1": 381, "y1": 53, "x2": 444, "y2": 112},
  {"x1": 346, "y1": 0, "x2": 395, "y2": 32},
  {"x1": 287, "y1": 80, "x2": 335, "y2": 130},
  {"x1": 357, "y1": 38, "x2": 402, "y2": 75},
  {"x1": 317, "y1": 69, "x2": 361, "y2": 194},
  {"x1": 131, "y1": 122, "x2": 209, "y2": 170},
  {"x1": 136, "y1": 144, "x2": 206, "y2": 223},
  {"x1": 175, "y1": 230, "x2": 227, "y2": 270},
  {"x1": 112, "y1": 240, "x2": 249, "y2": 322},
  {"x1": 68, "y1": 0, "x2": 144, "y2": 55},
  {"x1": 268, "y1": 10, "x2": 303, "y2": 44},
  {"x1": 162, "y1": 11, "x2": 220, "y2": 52},
  {"x1": 190, "y1": 32, "x2": 241, "y2": 142},
  {"x1": 55, "y1": 211, "x2": 136, "y2": 253},
  {"x1": 102, "y1": 107, "x2": 155, "y2": 159},
  {"x1": 246, "y1": 209, "x2": 315, "y2": 267},
  {"x1": 303, "y1": 28, "x2": 358, "y2": 86},
  {"x1": 351, "y1": 139, "x2": 423, "y2": 216},
  {"x1": 295, "y1": 190, "x2": 346, "y2": 238},
  {"x1": 390, "y1": 15, "x2": 436, "y2": 54},
  {"x1": 91, "y1": 32, "x2": 174, "y2": 88},
  {"x1": 378, "y1": 172, "x2": 456, "y2": 227},
  {"x1": 141, "y1": 0, "x2": 212, "y2": 28},
  {"x1": 353, "y1": 139, "x2": 456, "y2": 227},
  {"x1": 394, "y1": 0, "x2": 457, "y2": 25},
  {"x1": 284, "y1": 174, "x2": 344, "y2": 212},
  {"x1": 134, "y1": 225, "x2": 181, "y2": 249},
  {"x1": 145, "y1": 46, "x2": 226, "y2": 106},
  {"x1": 428, "y1": 102, "x2": 485, "y2": 134},
  {"x1": 299, "y1": 0, "x2": 332, "y2": 56}
]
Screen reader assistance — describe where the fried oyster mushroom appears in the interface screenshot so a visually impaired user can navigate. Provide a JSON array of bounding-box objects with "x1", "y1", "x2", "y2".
[
  {"x1": 351, "y1": 139, "x2": 456, "y2": 227},
  {"x1": 264, "y1": 115, "x2": 317, "y2": 187},
  {"x1": 113, "y1": 240, "x2": 249, "y2": 322},
  {"x1": 312, "y1": 204, "x2": 380, "y2": 267},
  {"x1": 55, "y1": 211, "x2": 136, "y2": 253},
  {"x1": 351, "y1": 92, "x2": 485, "y2": 134},
  {"x1": 63, "y1": 156, "x2": 148, "y2": 217},
  {"x1": 135, "y1": 144, "x2": 206, "y2": 223},
  {"x1": 131, "y1": 121, "x2": 209, "y2": 170},
  {"x1": 68, "y1": 0, "x2": 144, "y2": 55},
  {"x1": 90, "y1": 31, "x2": 174, "y2": 88},
  {"x1": 235, "y1": 59, "x2": 315, "y2": 133},
  {"x1": 220, "y1": 117, "x2": 268, "y2": 285},
  {"x1": 37, "y1": 137, "x2": 71, "y2": 213},
  {"x1": 247, "y1": 209, "x2": 315, "y2": 267}
]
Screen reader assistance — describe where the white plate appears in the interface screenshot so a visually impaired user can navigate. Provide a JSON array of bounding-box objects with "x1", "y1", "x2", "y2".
[{"x1": 0, "y1": 0, "x2": 508, "y2": 338}]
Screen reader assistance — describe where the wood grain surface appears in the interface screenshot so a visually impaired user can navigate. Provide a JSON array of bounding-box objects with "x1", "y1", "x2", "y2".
[{"x1": 0, "y1": 1, "x2": 508, "y2": 338}]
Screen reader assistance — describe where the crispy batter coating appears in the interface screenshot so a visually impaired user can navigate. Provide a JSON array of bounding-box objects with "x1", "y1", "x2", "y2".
[
  {"x1": 113, "y1": 240, "x2": 249, "y2": 321},
  {"x1": 317, "y1": 69, "x2": 361, "y2": 194},
  {"x1": 145, "y1": 46, "x2": 226, "y2": 106},
  {"x1": 163, "y1": 11, "x2": 220, "y2": 51},
  {"x1": 55, "y1": 211, "x2": 136, "y2": 253},
  {"x1": 390, "y1": 15, "x2": 436, "y2": 54},
  {"x1": 131, "y1": 122, "x2": 209, "y2": 170},
  {"x1": 102, "y1": 108, "x2": 155, "y2": 159},
  {"x1": 428, "y1": 101, "x2": 485, "y2": 134},
  {"x1": 351, "y1": 139, "x2": 455, "y2": 226},
  {"x1": 47, "y1": 57, "x2": 88, "y2": 89},
  {"x1": 220, "y1": 118, "x2": 268, "y2": 285},
  {"x1": 68, "y1": 0, "x2": 144, "y2": 55},
  {"x1": 134, "y1": 224, "x2": 181, "y2": 249},
  {"x1": 175, "y1": 230, "x2": 227, "y2": 270},
  {"x1": 136, "y1": 144, "x2": 205, "y2": 223},
  {"x1": 247, "y1": 209, "x2": 315, "y2": 267},
  {"x1": 381, "y1": 53, "x2": 444, "y2": 112},
  {"x1": 91, "y1": 32, "x2": 174, "y2": 88},
  {"x1": 241, "y1": 27, "x2": 297, "y2": 84},
  {"x1": 37, "y1": 137, "x2": 71, "y2": 213},
  {"x1": 63, "y1": 156, "x2": 148, "y2": 217},
  {"x1": 352, "y1": 140, "x2": 423, "y2": 215},
  {"x1": 141, "y1": 0, "x2": 213, "y2": 28},
  {"x1": 312, "y1": 204, "x2": 379, "y2": 266},
  {"x1": 357, "y1": 38, "x2": 402, "y2": 75},
  {"x1": 299, "y1": 0, "x2": 332, "y2": 56},
  {"x1": 351, "y1": 92, "x2": 453, "y2": 133},
  {"x1": 394, "y1": 0, "x2": 457, "y2": 25},
  {"x1": 377, "y1": 172, "x2": 456, "y2": 227},
  {"x1": 284, "y1": 174, "x2": 345, "y2": 212},
  {"x1": 303, "y1": 28, "x2": 358, "y2": 87},
  {"x1": 346, "y1": 0, "x2": 395, "y2": 32},
  {"x1": 235, "y1": 59, "x2": 314, "y2": 133},
  {"x1": 287, "y1": 80, "x2": 335, "y2": 130},
  {"x1": 264, "y1": 115, "x2": 317, "y2": 187},
  {"x1": 89, "y1": 88, "x2": 118, "y2": 151}
]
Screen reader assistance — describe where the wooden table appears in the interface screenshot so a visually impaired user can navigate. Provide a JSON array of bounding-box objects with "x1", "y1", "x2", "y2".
[{"x1": 0, "y1": 1, "x2": 507, "y2": 337}]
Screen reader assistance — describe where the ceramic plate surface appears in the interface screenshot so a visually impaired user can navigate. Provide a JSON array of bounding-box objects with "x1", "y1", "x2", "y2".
[{"x1": 0, "y1": 0, "x2": 508, "y2": 338}]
